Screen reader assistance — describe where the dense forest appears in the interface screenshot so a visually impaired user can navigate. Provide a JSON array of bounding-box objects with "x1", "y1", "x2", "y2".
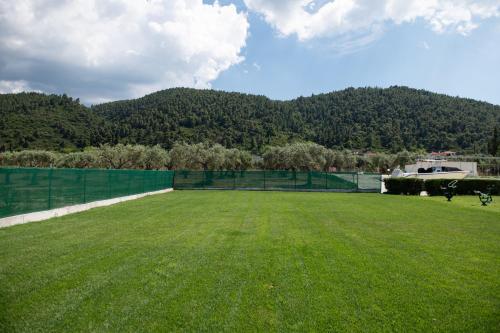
[
  {"x1": 1, "y1": 87, "x2": 499, "y2": 153},
  {"x1": 0, "y1": 93, "x2": 112, "y2": 151}
]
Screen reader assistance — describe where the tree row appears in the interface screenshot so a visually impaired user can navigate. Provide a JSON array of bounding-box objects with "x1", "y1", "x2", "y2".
[{"x1": 0, "y1": 142, "x2": 423, "y2": 173}]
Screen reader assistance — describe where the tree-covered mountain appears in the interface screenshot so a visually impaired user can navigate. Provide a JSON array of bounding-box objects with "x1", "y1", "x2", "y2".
[
  {"x1": 1, "y1": 87, "x2": 499, "y2": 153},
  {"x1": 0, "y1": 92, "x2": 112, "y2": 151}
]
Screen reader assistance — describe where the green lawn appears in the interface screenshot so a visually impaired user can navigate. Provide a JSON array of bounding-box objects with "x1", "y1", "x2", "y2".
[{"x1": 0, "y1": 191, "x2": 499, "y2": 332}]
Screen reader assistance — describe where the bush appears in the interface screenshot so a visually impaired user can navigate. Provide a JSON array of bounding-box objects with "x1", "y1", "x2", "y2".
[
  {"x1": 425, "y1": 179, "x2": 500, "y2": 196},
  {"x1": 384, "y1": 178, "x2": 424, "y2": 195},
  {"x1": 385, "y1": 178, "x2": 500, "y2": 195}
]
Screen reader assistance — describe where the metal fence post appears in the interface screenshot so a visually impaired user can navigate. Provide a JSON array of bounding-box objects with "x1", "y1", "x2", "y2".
[
  {"x1": 5, "y1": 170, "x2": 11, "y2": 214},
  {"x1": 47, "y1": 168, "x2": 53, "y2": 209},
  {"x1": 325, "y1": 172, "x2": 328, "y2": 190},
  {"x1": 83, "y1": 169, "x2": 87, "y2": 203},
  {"x1": 108, "y1": 170, "x2": 112, "y2": 198},
  {"x1": 153, "y1": 171, "x2": 157, "y2": 191},
  {"x1": 127, "y1": 171, "x2": 131, "y2": 195},
  {"x1": 142, "y1": 171, "x2": 145, "y2": 193},
  {"x1": 263, "y1": 170, "x2": 266, "y2": 190}
]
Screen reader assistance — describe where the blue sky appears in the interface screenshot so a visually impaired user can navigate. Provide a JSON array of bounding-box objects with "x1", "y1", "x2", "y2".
[
  {"x1": 0, "y1": 0, "x2": 499, "y2": 105},
  {"x1": 214, "y1": 3, "x2": 500, "y2": 103}
]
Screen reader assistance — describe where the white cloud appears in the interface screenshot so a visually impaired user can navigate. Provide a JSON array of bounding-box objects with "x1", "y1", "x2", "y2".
[
  {"x1": 0, "y1": 0, "x2": 249, "y2": 103},
  {"x1": 244, "y1": 0, "x2": 500, "y2": 42},
  {"x1": 420, "y1": 41, "x2": 431, "y2": 50},
  {"x1": 0, "y1": 80, "x2": 40, "y2": 94},
  {"x1": 252, "y1": 62, "x2": 261, "y2": 71}
]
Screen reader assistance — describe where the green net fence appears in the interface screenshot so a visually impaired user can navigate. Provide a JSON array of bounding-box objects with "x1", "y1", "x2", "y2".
[
  {"x1": 173, "y1": 170, "x2": 381, "y2": 192},
  {"x1": 0, "y1": 168, "x2": 380, "y2": 219},
  {"x1": 0, "y1": 168, "x2": 174, "y2": 218}
]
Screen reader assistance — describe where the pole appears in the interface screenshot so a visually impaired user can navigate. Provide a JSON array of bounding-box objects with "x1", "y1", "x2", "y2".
[
  {"x1": 356, "y1": 173, "x2": 359, "y2": 192},
  {"x1": 263, "y1": 170, "x2": 266, "y2": 190},
  {"x1": 142, "y1": 171, "x2": 145, "y2": 193},
  {"x1": 5, "y1": 170, "x2": 11, "y2": 214},
  {"x1": 108, "y1": 170, "x2": 112, "y2": 198},
  {"x1": 47, "y1": 168, "x2": 53, "y2": 209},
  {"x1": 127, "y1": 171, "x2": 131, "y2": 195},
  {"x1": 83, "y1": 169, "x2": 87, "y2": 203},
  {"x1": 379, "y1": 174, "x2": 383, "y2": 193}
]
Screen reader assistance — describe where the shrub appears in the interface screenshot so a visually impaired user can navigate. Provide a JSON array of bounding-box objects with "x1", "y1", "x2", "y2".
[
  {"x1": 385, "y1": 178, "x2": 500, "y2": 195},
  {"x1": 425, "y1": 179, "x2": 500, "y2": 196},
  {"x1": 384, "y1": 178, "x2": 424, "y2": 195}
]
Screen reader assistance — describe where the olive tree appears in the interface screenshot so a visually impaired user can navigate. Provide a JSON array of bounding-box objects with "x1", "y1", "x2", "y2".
[
  {"x1": 142, "y1": 145, "x2": 169, "y2": 170},
  {"x1": 96, "y1": 144, "x2": 146, "y2": 169},
  {"x1": 0, "y1": 150, "x2": 58, "y2": 167},
  {"x1": 55, "y1": 151, "x2": 99, "y2": 168},
  {"x1": 169, "y1": 142, "x2": 253, "y2": 170},
  {"x1": 263, "y1": 143, "x2": 329, "y2": 171},
  {"x1": 169, "y1": 142, "x2": 209, "y2": 170}
]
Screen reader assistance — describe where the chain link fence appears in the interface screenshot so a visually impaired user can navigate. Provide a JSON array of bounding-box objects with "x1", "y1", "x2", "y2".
[{"x1": 173, "y1": 170, "x2": 381, "y2": 192}]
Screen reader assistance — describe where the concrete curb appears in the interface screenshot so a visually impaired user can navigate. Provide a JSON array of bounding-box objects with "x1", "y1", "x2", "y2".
[{"x1": 0, "y1": 188, "x2": 173, "y2": 229}]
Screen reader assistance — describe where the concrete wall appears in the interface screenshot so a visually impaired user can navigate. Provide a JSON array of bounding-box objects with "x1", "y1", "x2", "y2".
[
  {"x1": 0, "y1": 188, "x2": 173, "y2": 229},
  {"x1": 381, "y1": 175, "x2": 389, "y2": 193}
]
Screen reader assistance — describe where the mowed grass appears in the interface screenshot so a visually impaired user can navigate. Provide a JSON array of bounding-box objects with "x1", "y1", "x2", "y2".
[{"x1": 0, "y1": 191, "x2": 499, "y2": 332}]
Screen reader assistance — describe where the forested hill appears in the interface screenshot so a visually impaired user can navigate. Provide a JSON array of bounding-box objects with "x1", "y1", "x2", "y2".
[
  {"x1": 0, "y1": 92, "x2": 112, "y2": 151},
  {"x1": 1, "y1": 86, "x2": 499, "y2": 153},
  {"x1": 88, "y1": 86, "x2": 500, "y2": 152}
]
